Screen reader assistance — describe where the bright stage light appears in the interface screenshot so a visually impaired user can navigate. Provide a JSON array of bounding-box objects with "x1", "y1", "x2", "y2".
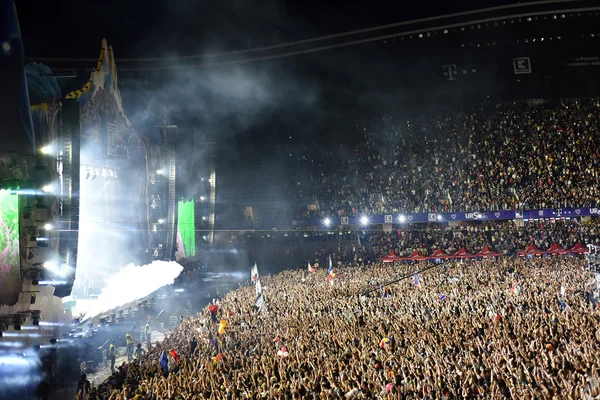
[
  {"x1": 158, "y1": 218, "x2": 165, "y2": 224},
  {"x1": 40, "y1": 146, "x2": 52, "y2": 155},
  {"x1": 200, "y1": 196, "x2": 205, "y2": 201},
  {"x1": 41, "y1": 185, "x2": 53, "y2": 193},
  {"x1": 43, "y1": 224, "x2": 53, "y2": 231},
  {"x1": 399, "y1": 215, "x2": 406, "y2": 223},
  {"x1": 38, "y1": 280, "x2": 67, "y2": 286},
  {"x1": 174, "y1": 288, "x2": 185, "y2": 293},
  {"x1": 437, "y1": 214, "x2": 442, "y2": 221},
  {"x1": 360, "y1": 216, "x2": 369, "y2": 226},
  {"x1": 323, "y1": 218, "x2": 331, "y2": 227},
  {"x1": 156, "y1": 169, "x2": 164, "y2": 175},
  {"x1": 2, "y1": 42, "x2": 10, "y2": 52},
  {"x1": 202, "y1": 216, "x2": 206, "y2": 221}
]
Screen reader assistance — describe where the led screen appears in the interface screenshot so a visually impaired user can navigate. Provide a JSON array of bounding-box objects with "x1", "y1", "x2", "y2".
[{"x1": 177, "y1": 200, "x2": 196, "y2": 259}]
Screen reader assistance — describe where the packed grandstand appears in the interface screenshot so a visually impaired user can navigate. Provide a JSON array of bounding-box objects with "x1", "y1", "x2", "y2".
[
  {"x1": 291, "y1": 99, "x2": 600, "y2": 219},
  {"x1": 81, "y1": 99, "x2": 600, "y2": 400}
]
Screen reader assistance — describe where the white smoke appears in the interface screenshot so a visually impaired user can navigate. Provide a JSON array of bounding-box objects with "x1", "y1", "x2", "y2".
[{"x1": 81, "y1": 260, "x2": 183, "y2": 321}]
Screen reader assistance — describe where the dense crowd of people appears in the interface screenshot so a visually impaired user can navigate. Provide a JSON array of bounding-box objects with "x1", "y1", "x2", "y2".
[
  {"x1": 292, "y1": 99, "x2": 600, "y2": 219},
  {"x1": 81, "y1": 255, "x2": 600, "y2": 399},
  {"x1": 363, "y1": 219, "x2": 600, "y2": 259}
]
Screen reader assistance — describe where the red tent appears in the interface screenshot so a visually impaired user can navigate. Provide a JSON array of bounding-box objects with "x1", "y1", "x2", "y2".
[
  {"x1": 568, "y1": 243, "x2": 589, "y2": 254},
  {"x1": 517, "y1": 244, "x2": 545, "y2": 257},
  {"x1": 476, "y1": 246, "x2": 502, "y2": 258},
  {"x1": 453, "y1": 247, "x2": 476, "y2": 259},
  {"x1": 547, "y1": 243, "x2": 566, "y2": 256},
  {"x1": 380, "y1": 250, "x2": 404, "y2": 263},
  {"x1": 429, "y1": 248, "x2": 454, "y2": 260},
  {"x1": 407, "y1": 249, "x2": 427, "y2": 262}
]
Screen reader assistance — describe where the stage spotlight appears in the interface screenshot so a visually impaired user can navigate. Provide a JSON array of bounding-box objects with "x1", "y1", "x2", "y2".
[
  {"x1": 41, "y1": 184, "x2": 53, "y2": 193},
  {"x1": 2, "y1": 41, "x2": 10, "y2": 52},
  {"x1": 158, "y1": 218, "x2": 165, "y2": 224},
  {"x1": 323, "y1": 218, "x2": 331, "y2": 227},
  {"x1": 200, "y1": 196, "x2": 205, "y2": 201},
  {"x1": 156, "y1": 169, "x2": 164, "y2": 175},
  {"x1": 399, "y1": 215, "x2": 406, "y2": 223},
  {"x1": 38, "y1": 280, "x2": 67, "y2": 285},
  {"x1": 40, "y1": 146, "x2": 51, "y2": 155},
  {"x1": 202, "y1": 216, "x2": 206, "y2": 221},
  {"x1": 44, "y1": 223, "x2": 53, "y2": 231},
  {"x1": 437, "y1": 214, "x2": 442, "y2": 221},
  {"x1": 360, "y1": 216, "x2": 369, "y2": 226}
]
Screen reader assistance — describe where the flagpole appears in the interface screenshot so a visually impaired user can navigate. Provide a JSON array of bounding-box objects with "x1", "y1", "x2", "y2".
[{"x1": 360, "y1": 261, "x2": 448, "y2": 297}]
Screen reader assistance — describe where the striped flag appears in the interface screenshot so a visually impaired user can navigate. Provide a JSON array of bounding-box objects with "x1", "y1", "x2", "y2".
[
  {"x1": 328, "y1": 256, "x2": 333, "y2": 275},
  {"x1": 308, "y1": 262, "x2": 316, "y2": 273}
]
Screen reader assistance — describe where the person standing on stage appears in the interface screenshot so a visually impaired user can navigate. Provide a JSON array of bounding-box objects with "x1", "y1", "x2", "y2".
[
  {"x1": 145, "y1": 321, "x2": 152, "y2": 345},
  {"x1": 125, "y1": 332, "x2": 134, "y2": 361},
  {"x1": 109, "y1": 340, "x2": 117, "y2": 373}
]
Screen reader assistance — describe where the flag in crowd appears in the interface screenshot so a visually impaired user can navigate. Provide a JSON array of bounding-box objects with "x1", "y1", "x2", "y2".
[
  {"x1": 328, "y1": 256, "x2": 333, "y2": 275},
  {"x1": 160, "y1": 350, "x2": 169, "y2": 372},
  {"x1": 414, "y1": 272, "x2": 422, "y2": 290},
  {"x1": 558, "y1": 298, "x2": 567, "y2": 310},
  {"x1": 308, "y1": 262, "x2": 316, "y2": 273},
  {"x1": 512, "y1": 283, "x2": 522, "y2": 295},
  {"x1": 251, "y1": 263, "x2": 259, "y2": 283}
]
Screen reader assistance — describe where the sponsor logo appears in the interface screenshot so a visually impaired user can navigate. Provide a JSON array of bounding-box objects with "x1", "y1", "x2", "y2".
[
  {"x1": 442, "y1": 64, "x2": 458, "y2": 80},
  {"x1": 341, "y1": 217, "x2": 348, "y2": 225},
  {"x1": 591, "y1": 208, "x2": 598, "y2": 214},
  {"x1": 384, "y1": 215, "x2": 393, "y2": 223},
  {"x1": 575, "y1": 209, "x2": 581, "y2": 215},
  {"x1": 428, "y1": 213, "x2": 437, "y2": 222},
  {"x1": 450, "y1": 214, "x2": 456, "y2": 219},
  {"x1": 538, "y1": 210, "x2": 544, "y2": 216},
  {"x1": 513, "y1": 57, "x2": 532, "y2": 74},
  {"x1": 466, "y1": 212, "x2": 486, "y2": 220},
  {"x1": 494, "y1": 212, "x2": 500, "y2": 218},
  {"x1": 407, "y1": 216, "x2": 413, "y2": 221}
]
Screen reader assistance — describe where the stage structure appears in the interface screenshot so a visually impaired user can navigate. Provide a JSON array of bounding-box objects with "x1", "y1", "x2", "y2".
[
  {"x1": 29, "y1": 39, "x2": 174, "y2": 302},
  {"x1": 0, "y1": 1, "x2": 72, "y2": 347},
  {"x1": 148, "y1": 122, "x2": 179, "y2": 262}
]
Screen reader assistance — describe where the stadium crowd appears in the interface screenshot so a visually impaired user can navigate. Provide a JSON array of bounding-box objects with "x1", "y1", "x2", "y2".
[
  {"x1": 82, "y1": 255, "x2": 600, "y2": 400},
  {"x1": 292, "y1": 99, "x2": 600, "y2": 219},
  {"x1": 363, "y1": 219, "x2": 600, "y2": 259}
]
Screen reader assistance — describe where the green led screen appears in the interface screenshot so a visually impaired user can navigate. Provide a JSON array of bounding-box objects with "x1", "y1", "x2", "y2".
[
  {"x1": 0, "y1": 189, "x2": 21, "y2": 305},
  {"x1": 177, "y1": 200, "x2": 196, "y2": 258}
]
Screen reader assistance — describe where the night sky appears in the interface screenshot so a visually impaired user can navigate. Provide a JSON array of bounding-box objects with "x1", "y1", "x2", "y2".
[{"x1": 17, "y1": 0, "x2": 518, "y2": 59}]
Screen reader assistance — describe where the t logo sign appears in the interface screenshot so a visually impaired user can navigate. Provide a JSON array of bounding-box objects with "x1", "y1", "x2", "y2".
[
  {"x1": 443, "y1": 64, "x2": 457, "y2": 80},
  {"x1": 513, "y1": 57, "x2": 532, "y2": 74}
]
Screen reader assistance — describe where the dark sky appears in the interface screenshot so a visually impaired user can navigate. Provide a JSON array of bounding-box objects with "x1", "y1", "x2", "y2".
[{"x1": 17, "y1": 0, "x2": 520, "y2": 59}]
